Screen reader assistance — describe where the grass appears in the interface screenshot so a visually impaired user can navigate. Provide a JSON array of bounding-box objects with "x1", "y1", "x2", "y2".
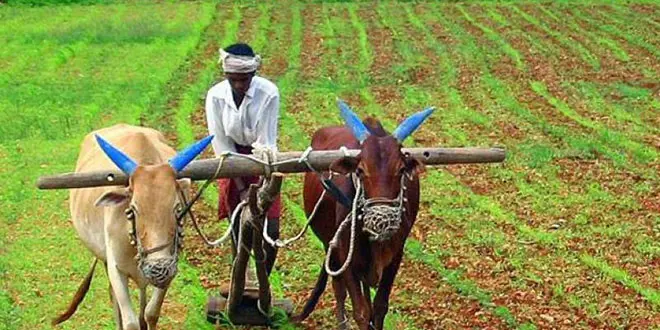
[
  {"x1": 0, "y1": 2, "x2": 216, "y2": 329},
  {"x1": 3, "y1": 1, "x2": 660, "y2": 329},
  {"x1": 457, "y1": 4, "x2": 526, "y2": 71},
  {"x1": 507, "y1": 3, "x2": 601, "y2": 70},
  {"x1": 530, "y1": 81, "x2": 658, "y2": 165},
  {"x1": 572, "y1": 5, "x2": 660, "y2": 59},
  {"x1": 580, "y1": 254, "x2": 660, "y2": 309}
]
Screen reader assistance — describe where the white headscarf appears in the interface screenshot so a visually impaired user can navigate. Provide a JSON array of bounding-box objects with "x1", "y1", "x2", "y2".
[{"x1": 218, "y1": 48, "x2": 261, "y2": 73}]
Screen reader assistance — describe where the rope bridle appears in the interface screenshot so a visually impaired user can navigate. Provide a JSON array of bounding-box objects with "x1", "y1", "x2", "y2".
[
  {"x1": 323, "y1": 169, "x2": 412, "y2": 277},
  {"x1": 138, "y1": 147, "x2": 413, "y2": 280},
  {"x1": 122, "y1": 183, "x2": 188, "y2": 288},
  {"x1": 123, "y1": 185, "x2": 187, "y2": 264},
  {"x1": 359, "y1": 171, "x2": 412, "y2": 242}
]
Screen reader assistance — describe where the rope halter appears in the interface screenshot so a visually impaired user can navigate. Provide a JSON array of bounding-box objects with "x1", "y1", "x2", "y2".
[
  {"x1": 123, "y1": 185, "x2": 187, "y2": 289},
  {"x1": 358, "y1": 172, "x2": 411, "y2": 242}
]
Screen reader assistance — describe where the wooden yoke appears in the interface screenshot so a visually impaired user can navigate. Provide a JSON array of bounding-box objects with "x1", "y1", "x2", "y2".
[{"x1": 36, "y1": 147, "x2": 506, "y2": 190}]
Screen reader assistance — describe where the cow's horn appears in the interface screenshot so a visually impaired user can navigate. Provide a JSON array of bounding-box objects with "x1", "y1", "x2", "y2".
[
  {"x1": 169, "y1": 135, "x2": 214, "y2": 172},
  {"x1": 95, "y1": 134, "x2": 138, "y2": 175},
  {"x1": 338, "y1": 99, "x2": 370, "y2": 143},
  {"x1": 392, "y1": 107, "x2": 435, "y2": 143}
]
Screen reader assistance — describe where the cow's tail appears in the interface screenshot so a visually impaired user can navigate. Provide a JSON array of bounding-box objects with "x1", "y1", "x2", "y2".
[
  {"x1": 52, "y1": 258, "x2": 98, "y2": 326},
  {"x1": 291, "y1": 264, "x2": 329, "y2": 323}
]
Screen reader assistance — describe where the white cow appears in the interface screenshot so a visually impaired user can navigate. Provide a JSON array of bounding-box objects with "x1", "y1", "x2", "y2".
[{"x1": 53, "y1": 124, "x2": 213, "y2": 330}]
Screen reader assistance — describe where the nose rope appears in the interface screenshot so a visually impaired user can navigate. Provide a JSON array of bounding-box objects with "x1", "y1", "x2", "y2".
[
  {"x1": 262, "y1": 146, "x2": 355, "y2": 248},
  {"x1": 324, "y1": 180, "x2": 362, "y2": 277},
  {"x1": 183, "y1": 147, "x2": 327, "y2": 249},
  {"x1": 176, "y1": 154, "x2": 241, "y2": 248},
  {"x1": 360, "y1": 174, "x2": 408, "y2": 242},
  {"x1": 324, "y1": 172, "x2": 410, "y2": 277}
]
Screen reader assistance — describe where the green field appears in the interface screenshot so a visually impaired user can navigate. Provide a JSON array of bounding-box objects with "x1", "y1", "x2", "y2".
[{"x1": 1, "y1": 1, "x2": 659, "y2": 329}]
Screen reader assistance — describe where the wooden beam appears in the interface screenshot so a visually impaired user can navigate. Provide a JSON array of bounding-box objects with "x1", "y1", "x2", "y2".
[{"x1": 36, "y1": 147, "x2": 505, "y2": 190}]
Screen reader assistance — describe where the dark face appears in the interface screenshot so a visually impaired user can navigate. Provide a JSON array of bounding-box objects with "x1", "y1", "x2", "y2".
[
  {"x1": 225, "y1": 71, "x2": 255, "y2": 96},
  {"x1": 356, "y1": 136, "x2": 407, "y2": 200},
  {"x1": 330, "y1": 135, "x2": 421, "y2": 200}
]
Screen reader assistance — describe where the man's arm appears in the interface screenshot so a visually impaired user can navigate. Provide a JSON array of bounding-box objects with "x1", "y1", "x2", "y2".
[
  {"x1": 255, "y1": 93, "x2": 280, "y2": 152},
  {"x1": 205, "y1": 90, "x2": 247, "y2": 195},
  {"x1": 205, "y1": 90, "x2": 236, "y2": 156}
]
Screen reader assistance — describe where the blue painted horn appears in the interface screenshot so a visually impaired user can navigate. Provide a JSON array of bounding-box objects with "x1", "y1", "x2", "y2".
[
  {"x1": 392, "y1": 107, "x2": 435, "y2": 143},
  {"x1": 95, "y1": 134, "x2": 138, "y2": 175},
  {"x1": 95, "y1": 134, "x2": 214, "y2": 175},
  {"x1": 337, "y1": 99, "x2": 370, "y2": 143},
  {"x1": 169, "y1": 135, "x2": 214, "y2": 172}
]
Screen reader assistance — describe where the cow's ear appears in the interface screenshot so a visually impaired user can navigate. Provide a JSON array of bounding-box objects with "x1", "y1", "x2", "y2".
[
  {"x1": 405, "y1": 156, "x2": 425, "y2": 176},
  {"x1": 95, "y1": 188, "x2": 130, "y2": 207},
  {"x1": 329, "y1": 157, "x2": 360, "y2": 175},
  {"x1": 176, "y1": 178, "x2": 191, "y2": 191}
]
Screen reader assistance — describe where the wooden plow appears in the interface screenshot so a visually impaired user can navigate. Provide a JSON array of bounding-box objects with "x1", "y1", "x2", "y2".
[
  {"x1": 204, "y1": 172, "x2": 293, "y2": 326},
  {"x1": 37, "y1": 146, "x2": 506, "y2": 326}
]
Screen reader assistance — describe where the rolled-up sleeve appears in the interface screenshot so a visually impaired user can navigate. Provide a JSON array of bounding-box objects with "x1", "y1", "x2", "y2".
[
  {"x1": 255, "y1": 93, "x2": 280, "y2": 152},
  {"x1": 205, "y1": 90, "x2": 235, "y2": 156}
]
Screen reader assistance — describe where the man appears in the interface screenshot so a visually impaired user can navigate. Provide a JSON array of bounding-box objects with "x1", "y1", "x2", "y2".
[{"x1": 205, "y1": 43, "x2": 281, "y2": 276}]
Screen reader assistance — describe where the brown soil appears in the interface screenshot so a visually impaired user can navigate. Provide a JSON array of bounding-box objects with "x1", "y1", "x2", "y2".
[
  {"x1": 584, "y1": 6, "x2": 660, "y2": 65},
  {"x1": 564, "y1": 7, "x2": 659, "y2": 77},
  {"x1": 175, "y1": 2, "x2": 660, "y2": 328},
  {"x1": 299, "y1": 5, "x2": 324, "y2": 82},
  {"x1": 629, "y1": 3, "x2": 660, "y2": 17},
  {"x1": 359, "y1": 5, "x2": 397, "y2": 85},
  {"x1": 467, "y1": 4, "x2": 653, "y2": 150},
  {"x1": 403, "y1": 3, "x2": 660, "y2": 326},
  {"x1": 258, "y1": 7, "x2": 292, "y2": 80}
]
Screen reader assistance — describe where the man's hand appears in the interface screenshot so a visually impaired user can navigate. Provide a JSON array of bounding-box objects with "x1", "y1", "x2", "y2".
[
  {"x1": 239, "y1": 188, "x2": 249, "y2": 201},
  {"x1": 234, "y1": 178, "x2": 249, "y2": 201}
]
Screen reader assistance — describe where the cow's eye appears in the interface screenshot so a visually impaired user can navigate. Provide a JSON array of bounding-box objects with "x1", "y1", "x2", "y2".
[{"x1": 174, "y1": 203, "x2": 183, "y2": 214}]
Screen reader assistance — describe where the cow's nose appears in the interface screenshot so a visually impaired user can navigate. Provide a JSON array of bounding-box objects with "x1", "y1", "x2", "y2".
[{"x1": 140, "y1": 257, "x2": 178, "y2": 288}]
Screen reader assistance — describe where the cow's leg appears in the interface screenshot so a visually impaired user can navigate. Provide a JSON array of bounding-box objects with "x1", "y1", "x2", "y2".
[
  {"x1": 105, "y1": 262, "x2": 124, "y2": 330},
  {"x1": 371, "y1": 252, "x2": 403, "y2": 330},
  {"x1": 331, "y1": 278, "x2": 349, "y2": 330},
  {"x1": 139, "y1": 288, "x2": 147, "y2": 330},
  {"x1": 145, "y1": 287, "x2": 168, "y2": 330},
  {"x1": 344, "y1": 271, "x2": 371, "y2": 330},
  {"x1": 107, "y1": 262, "x2": 139, "y2": 330},
  {"x1": 111, "y1": 289, "x2": 123, "y2": 330}
]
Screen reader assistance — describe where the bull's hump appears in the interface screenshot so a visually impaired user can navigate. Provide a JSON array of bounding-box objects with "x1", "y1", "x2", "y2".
[{"x1": 311, "y1": 126, "x2": 359, "y2": 150}]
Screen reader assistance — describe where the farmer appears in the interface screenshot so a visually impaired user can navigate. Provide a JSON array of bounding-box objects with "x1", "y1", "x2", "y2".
[{"x1": 205, "y1": 43, "x2": 281, "y2": 276}]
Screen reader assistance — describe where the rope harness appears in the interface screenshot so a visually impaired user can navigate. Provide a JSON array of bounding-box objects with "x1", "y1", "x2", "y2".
[
  {"x1": 360, "y1": 172, "x2": 412, "y2": 242},
  {"x1": 323, "y1": 172, "x2": 410, "y2": 277},
  {"x1": 180, "y1": 147, "x2": 337, "y2": 250},
  {"x1": 162, "y1": 146, "x2": 411, "y2": 279}
]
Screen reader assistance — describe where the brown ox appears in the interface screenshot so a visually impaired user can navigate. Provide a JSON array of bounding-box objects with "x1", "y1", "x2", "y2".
[
  {"x1": 54, "y1": 124, "x2": 212, "y2": 330},
  {"x1": 294, "y1": 101, "x2": 433, "y2": 330}
]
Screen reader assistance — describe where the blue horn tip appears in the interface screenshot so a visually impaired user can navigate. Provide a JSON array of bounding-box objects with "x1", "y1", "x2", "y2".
[
  {"x1": 392, "y1": 107, "x2": 435, "y2": 142},
  {"x1": 337, "y1": 99, "x2": 370, "y2": 143},
  {"x1": 94, "y1": 134, "x2": 138, "y2": 176},
  {"x1": 169, "y1": 135, "x2": 214, "y2": 172}
]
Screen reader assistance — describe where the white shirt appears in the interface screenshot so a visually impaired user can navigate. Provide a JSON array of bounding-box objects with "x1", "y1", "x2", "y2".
[{"x1": 205, "y1": 76, "x2": 280, "y2": 155}]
